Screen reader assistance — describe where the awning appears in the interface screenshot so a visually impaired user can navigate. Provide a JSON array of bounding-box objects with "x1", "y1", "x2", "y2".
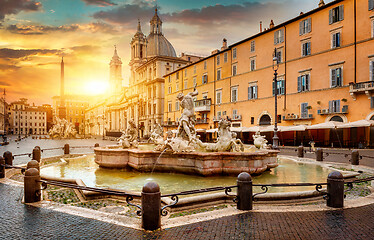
[
  {"x1": 306, "y1": 121, "x2": 344, "y2": 130},
  {"x1": 336, "y1": 120, "x2": 374, "y2": 129}
]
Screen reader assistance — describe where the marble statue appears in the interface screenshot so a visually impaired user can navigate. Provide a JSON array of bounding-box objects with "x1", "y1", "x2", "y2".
[
  {"x1": 176, "y1": 85, "x2": 198, "y2": 141},
  {"x1": 253, "y1": 131, "x2": 269, "y2": 149},
  {"x1": 149, "y1": 123, "x2": 165, "y2": 151},
  {"x1": 195, "y1": 118, "x2": 244, "y2": 152},
  {"x1": 49, "y1": 117, "x2": 78, "y2": 139},
  {"x1": 117, "y1": 119, "x2": 138, "y2": 148}
]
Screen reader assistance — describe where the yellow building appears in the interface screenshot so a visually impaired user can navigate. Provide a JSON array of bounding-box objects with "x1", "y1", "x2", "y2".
[{"x1": 164, "y1": 0, "x2": 374, "y2": 147}]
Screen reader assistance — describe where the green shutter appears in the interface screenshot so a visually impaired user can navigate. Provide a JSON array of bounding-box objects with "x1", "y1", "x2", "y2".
[
  {"x1": 339, "y1": 5, "x2": 344, "y2": 21},
  {"x1": 329, "y1": 9, "x2": 333, "y2": 24}
]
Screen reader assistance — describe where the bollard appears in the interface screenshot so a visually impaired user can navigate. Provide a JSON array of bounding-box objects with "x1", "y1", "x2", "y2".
[
  {"x1": 0, "y1": 157, "x2": 5, "y2": 178},
  {"x1": 64, "y1": 144, "x2": 70, "y2": 155},
  {"x1": 27, "y1": 160, "x2": 40, "y2": 172},
  {"x1": 94, "y1": 143, "x2": 100, "y2": 147},
  {"x1": 327, "y1": 171, "x2": 344, "y2": 208},
  {"x1": 237, "y1": 172, "x2": 253, "y2": 210},
  {"x1": 297, "y1": 146, "x2": 304, "y2": 158},
  {"x1": 32, "y1": 147, "x2": 41, "y2": 162},
  {"x1": 24, "y1": 168, "x2": 41, "y2": 203},
  {"x1": 141, "y1": 182, "x2": 161, "y2": 231},
  {"x1": 316, "y1": 148, "x2": 323, "y2": 161},
  {"x1": 351, "y1": 150, "x2": 359, "y2": 165},
  {"x1": 3, "y1": 151, "x2": 13, "y2": 168}
]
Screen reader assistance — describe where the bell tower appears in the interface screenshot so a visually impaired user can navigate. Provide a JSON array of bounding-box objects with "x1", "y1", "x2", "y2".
[
  {"x1": 109, "y1": 45, "x2": 123, "y2": 96},
  {"x1": 129, "y1": 20, "x2": 147, "y2": 84}
]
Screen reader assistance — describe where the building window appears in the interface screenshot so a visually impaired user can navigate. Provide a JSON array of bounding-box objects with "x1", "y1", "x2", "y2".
[
  {"x1": 217, "y1": 111, "x2": 222, "y2": 119},
  {"x1": 168, "y1": 101, "x2": 172, "y2": 112},
  {"x1": 175, "y1": 102, "x2": 180, "y2": 111},
  {"x1": 233, "y1": 109, "x2": 238, "y2": 118},
  {"x1": 231, "y1": 86, "x2": 238, "y2": 102},
  {"x1": 168, "y1": 86, "x2": 172, "y2": 94},
  {"x1": 250, "y1": 58, "x2": 256, "y2": 71},
  {"x1": 371, "y1": 97, "x2": 374, "y2": 109},
  {"x1": 248, "y1": 85, "x2": 258, "y2": 100},
  {"x1": 299, "y1": 18, "x2": 311, "y2": 35},
  {"x1": 193, "y1": 77, "x2": 197, "y2": 86},
  {"x1": 370, "y1": 0, "x2": 374, "y2": 10},
  {"x1": 297, "y1": 74, "x2": 310, "y2": 92},
  {"x1": 233, "y1": 48, "x2": 237, "y2": 59},
  {"x1": 370, "y1": 60, "x2": 374, "y2": 81},
  {"x1": 184, "y1": 69, "x2": 187, "y2": 77},
  {"x1": 331, "y1": 67, "x2": 343, "y2": 87},
  {"x1": 232, "y1": 64, "x2": 237, "y2": 76},
  {"x1": 301, "y1": 41, "x2": 311, "y2": 56},
  {"x1": 202, "y1": 74, "x2": 208, "y2": 84},
  {"x1": 331, "y1": 32, "x2": 341, "y2": 48},
  {"x1": 329, "y1": 5, "x2": 344, "y2": 24},
  {"x1": 275, "y1": 48, "x2": 282, "y2": 63},
  {"x1": 193, "y1": 65, "x2": 196, "y2": 74},
  {"x1": 300, "y1": 103, "x2": 309, "y2": 118},
  {"x1": 204, "y1": 61, "x2": 207, "y2": 70},
  {"x1": 274, "y1": 29, "x2": 284, "y2": 44},
  {"x1": 274, "y1": 79, "x2": 285, "y2": 95},
  {"x1": 224, "y1": 52, "x2": 228, "y2": 63},
  {"x1": 372, "y1": 19, "x2": 374, "y2": 38},
  {"x1": 176, "y1": 72, "x2": 179, "y2": 79},
  {"x1": 176, "y1": 82, "x2": 179, "y2": 91},
  {"x1": 184, "y1": 80, "x2": 188, "y2": 89},
  {"x1": 250, "y1": 40, "x2": 255, "y2": 52},
  {"x1": 217, "y1": 55, "x2": 220, "y2": 65},
  {"x1": 329, "y1": 100, "x2": 341, "y2": 113},
  {"x1": 251, "y1": 117, "x2": 254, "y2": 124},
  {"x1": 217, "y1": 69, "x2": 221, "y2": 80},
  {"x1": 216, "y1": 89, "x2": 222, "y2": 105}
]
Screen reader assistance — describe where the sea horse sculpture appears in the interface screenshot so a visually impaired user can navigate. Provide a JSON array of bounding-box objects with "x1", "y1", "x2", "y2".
[
  {"x1": 253, "y1": 131, "x2": 269, "y2": 149},
  {"x1": 195, "y1": 118, "x2": 244, "y2": 152},
  {"x1": 117, "y1": 119, "x2": 138, "y2": 148}
]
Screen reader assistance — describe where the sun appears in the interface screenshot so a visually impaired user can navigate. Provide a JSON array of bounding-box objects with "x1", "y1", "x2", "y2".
[{"x1": 84, "y1": 81, "x2": 109, "y2": 95}]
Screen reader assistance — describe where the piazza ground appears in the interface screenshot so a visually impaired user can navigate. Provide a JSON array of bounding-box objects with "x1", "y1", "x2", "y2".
[{"x1": 1, "y1": 137, "x2": 374, "y2": 239}]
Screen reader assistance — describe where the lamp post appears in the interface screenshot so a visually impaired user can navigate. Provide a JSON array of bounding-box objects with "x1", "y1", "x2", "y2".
[{"x1": 272, "y1": 48, "x2": 279, "y2": 149}]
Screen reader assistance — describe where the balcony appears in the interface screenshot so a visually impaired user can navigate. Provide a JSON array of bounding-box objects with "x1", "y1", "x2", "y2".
[
  {"x1": 317, "y1": 105, "x2": 348, "y2": 115},
  {"x1": 284, "y1": 114, "x2": 314, "y2": 121},
  {"x1": 349, "y1": 81, "x2": 374, "y2": 100},
  {"x1": 196, "y1": 118, "x2": 209, "y2": 124},
  {"x1": 194, "y1": 98, "x2": 211, "y2": 112},
  {"x1": 232, "y1": 115, "x2": 242, "y2": 121},
  {"x1": 162, "y1": 121, "x2": 178, "y2": 127}
]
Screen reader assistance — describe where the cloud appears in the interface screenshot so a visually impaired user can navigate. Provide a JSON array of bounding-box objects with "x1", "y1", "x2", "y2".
[
  {"x1": 0, "y1": 0, "x2": 42, "y2": 21},
  {"x1": 81, "y1": 0, "x2": 117, "y2": 7},
  {"x1": 93, "y1": 2, "x2": 155, "y2": 26},
  {"x1": 6, "y1": 24, "x2": 79, "y2": 35},
  {"x1": 0, "y1": 64, "x2": 20, "y2": 71},
  {"x1": 0, "y1": 80, "x2": 11, "y2": 86},
  {"x1": 0, "y1": 48, "x2": 62, "y2": 60},
  {"x1": 6, "y1": 21, "x2": 118, "y2": 35}
]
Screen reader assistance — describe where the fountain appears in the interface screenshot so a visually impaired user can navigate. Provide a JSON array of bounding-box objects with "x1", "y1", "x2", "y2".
[
  {"x1": 48, "y1": 117, "x2": 78, "y2": 139},
  {"x1": 94, "y1": 86, "x2": 279, "y2": 176}
]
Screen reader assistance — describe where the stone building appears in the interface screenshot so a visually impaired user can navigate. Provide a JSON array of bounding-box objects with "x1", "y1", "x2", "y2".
[{"x1": 8, "y1": 98, "x2": 47, "y2": 135}]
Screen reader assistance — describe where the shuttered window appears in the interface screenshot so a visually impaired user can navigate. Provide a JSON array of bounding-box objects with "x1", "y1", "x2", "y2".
[
  {"x1": 274, "y1": 29, "x2": 284, "y2": 45},
  {"x1": 297, "y1": 74, "x2": 310, "y2": 92},
  {"x1": 302, "y1": 42, "x2": 311, "y2": 56},
  {"x1": 329, "y1": 100, "x2": 340, "y2": 113},
  {"x1": 300, "y1": 103, "x2": 308, "y2": 118},
  {"x1": 329, "y1": 5, "x2": 344, "y2": 24},
  {"x1": 369, "y1": 0, "x2": 374, "y2": 11},
  {"x1": 248, "y1": 85, "x2": 258, "y2": 100},
  {"x1": 273, "y1": 79, "x2": 285, "y2": 95},
  {"x1": 370, "y1": 61, "x2": 374, "y2": 81},
  {"x1": 331, "y1": 67, "x2": 343, "y2": 87},
  {"x1": 332, "y1": 32, "x2": 341, "y2": 48},
  {"x1": 299, "y1": 18, "x2": 312, "y2": 35}
]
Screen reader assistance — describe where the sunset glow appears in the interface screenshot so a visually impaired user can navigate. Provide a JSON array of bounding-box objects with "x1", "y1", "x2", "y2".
[{"x1": 84, "y1": 80, "x2": 108, "y2": 95}]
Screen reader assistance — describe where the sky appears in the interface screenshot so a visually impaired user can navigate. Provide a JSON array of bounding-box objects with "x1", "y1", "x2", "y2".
[{"x1": 0, "y1": 0, "x2": 333, "y2": 105}]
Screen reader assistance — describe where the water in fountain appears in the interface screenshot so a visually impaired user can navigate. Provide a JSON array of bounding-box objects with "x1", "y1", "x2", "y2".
[{"x1": 150, "y1": 148, "x2": 167, "y2": 176}]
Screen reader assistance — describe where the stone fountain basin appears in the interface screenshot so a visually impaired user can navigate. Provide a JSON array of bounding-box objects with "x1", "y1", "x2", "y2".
[{"x1": 94, "y1": 147, "x2": 279, "y2": 176}]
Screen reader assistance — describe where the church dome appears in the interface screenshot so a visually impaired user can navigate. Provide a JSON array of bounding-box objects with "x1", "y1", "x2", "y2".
[{"x1": 146, "y1": 33, "x2": 176, "y2": 58}]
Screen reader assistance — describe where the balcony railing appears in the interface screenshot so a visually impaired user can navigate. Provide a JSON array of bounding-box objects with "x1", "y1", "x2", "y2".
[
  {"x1": 284, "y1": 114, "x2": 314, "y2": 121},
  {"x1": 317, "y1": 105, "x2": 348, "y2": 115},
  {"x1": 196, "y1": 118, "x2": 209, "y2": 124},
  {"x1": 349, "y1": 81, "x2": 374, "y2": 100},
  {"x1": 194, "y1": 98, "x2": 211, "y2": 112}
]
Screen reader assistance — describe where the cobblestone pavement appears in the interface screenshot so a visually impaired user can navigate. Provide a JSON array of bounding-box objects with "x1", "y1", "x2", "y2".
[
  {"x1": 1, "y1": 183, "x2": 374, "y2": 240},
  {"x1": 279, "y1": 147, "x2": 374, "y2": 168}
]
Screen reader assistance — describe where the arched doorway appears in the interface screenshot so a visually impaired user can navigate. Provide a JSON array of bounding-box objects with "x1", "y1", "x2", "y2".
[
  {"x1": 259, "y1": 115, "x2": 271, "y2": 126},
  {"x1": 330, "y1": 116, "x2": 344, "y2": 122}
]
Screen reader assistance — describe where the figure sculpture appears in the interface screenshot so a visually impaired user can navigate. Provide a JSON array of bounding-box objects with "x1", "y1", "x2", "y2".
[
  {"x1": 195, "y1": 118, "x2": 244, "y2": 152},
  {"x1": 149, "y1": 123, "x2": 165, "y2": 151},
  {"x1": 176, "y1": 85, "x2": 198, "y2": 142},
  {"x1": 117, "y1": 120, "x2": 138, "y2": 148},
  {"x1": 253, "y1": 131, "x2": 269, "y2": 149},
  {"x1": 49, "y1": 117, "x2": 78, "y2": 139}
]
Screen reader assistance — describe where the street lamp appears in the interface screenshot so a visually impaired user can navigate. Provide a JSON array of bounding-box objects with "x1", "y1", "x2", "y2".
[{"x1": 272, "y1": 48, "x2": 279, "y2": 149}]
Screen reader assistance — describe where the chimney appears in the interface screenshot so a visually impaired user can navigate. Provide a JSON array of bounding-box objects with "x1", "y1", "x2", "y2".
[
  {"x1": 269, "y1": 19, "x2": 274, "y2": 29},
  {"x1": 221, "y1": 38, "x2": 228, "y2": 50},
  {"x1": 260, "y1": 21, "x2": 262, "y2": 32},
  {"x1": 318, "y1": 0, "x2": 325, "y2": 7},
  {"x1": 300, "y1": 12, "x2": 304, "y2": 15}
]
